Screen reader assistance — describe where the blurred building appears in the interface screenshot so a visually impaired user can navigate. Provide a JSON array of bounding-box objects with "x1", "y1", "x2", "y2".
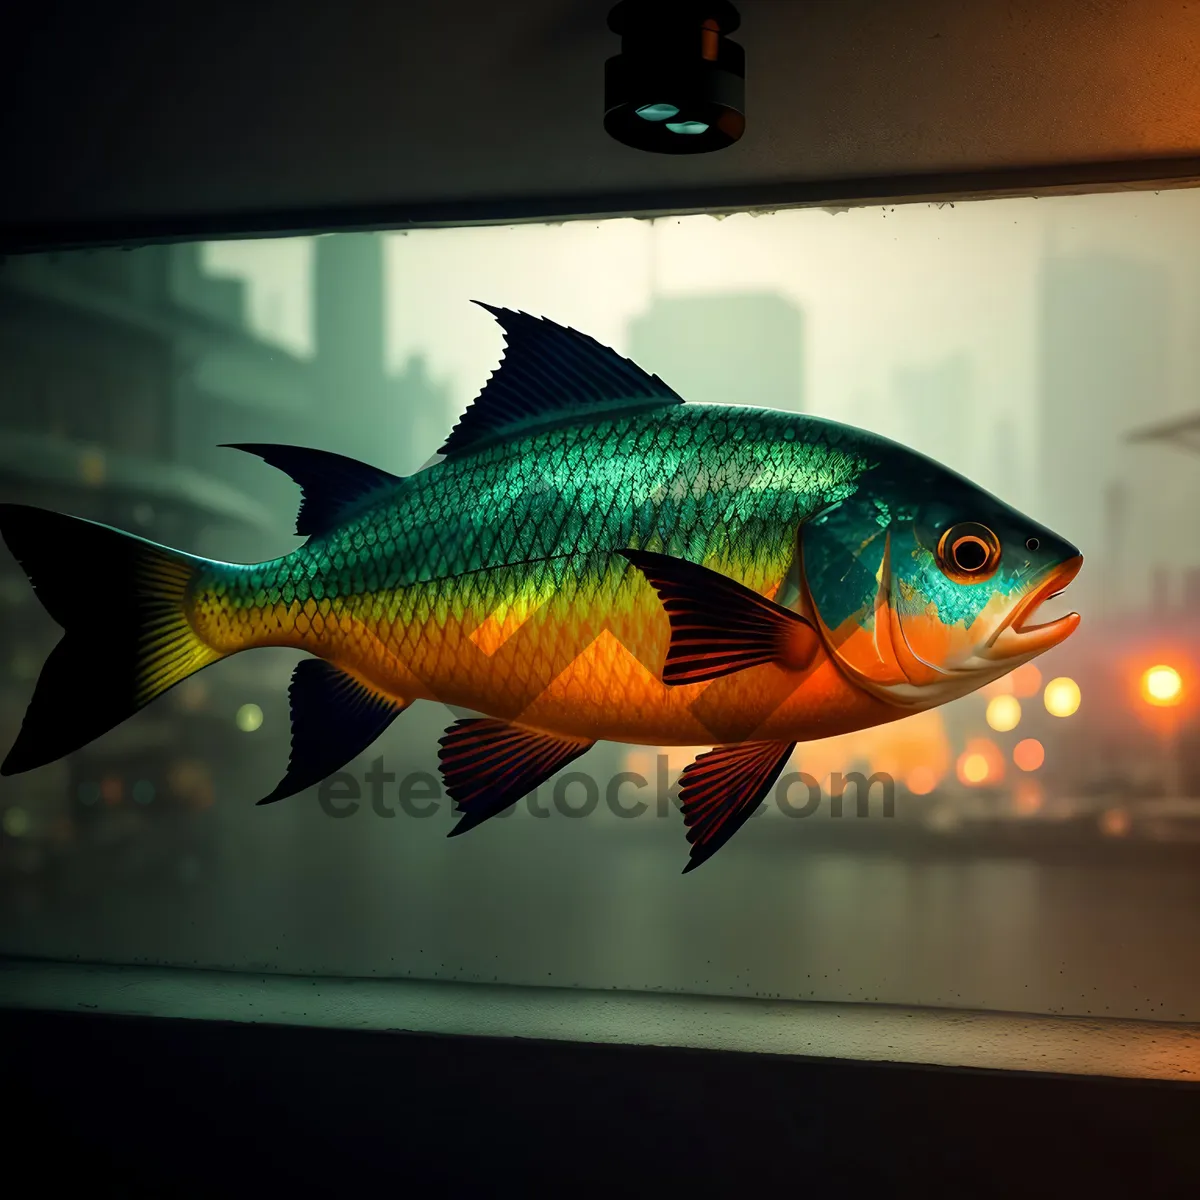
[
  {"x1": 313, "y1": 234, "x2": 453, "y2": 474},
  {"x1": 0, "y1": 231, "x2": 461, "y2": 901},
  {"x1": 1037, "y1": 251, "x2": 1171, "y2": 614},
  {"x1": 0, "y1": 243, "x2": 314, "y2": 882},
  {"x1": 0, "y1": 244, "x2": 308, "y2": 512},
  {"x1": 314, "y1": 233, "x2": 393, "y2": 466},
  {"x1": 891, "y1": 352, "x2": 972, "y2": 475},
  {"x1": 391, "y1": 352, "x2": 454, "y2": 473},
  {"x1": 990, "y1": 415, "x2": 1022, "y2": 503},
  {"x1": 628, "y1": 292, "x2": 805, "y2": 412}
]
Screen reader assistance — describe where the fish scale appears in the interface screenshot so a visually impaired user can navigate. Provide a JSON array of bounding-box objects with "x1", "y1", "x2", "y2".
[{"x1": 187, "y1": 405, "x2": 868, "y2": 744}]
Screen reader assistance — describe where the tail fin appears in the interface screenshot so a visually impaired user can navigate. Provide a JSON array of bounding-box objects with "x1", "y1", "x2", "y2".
[{"x1": 0, "y1": 504, "x2": 225, "y2": 776}]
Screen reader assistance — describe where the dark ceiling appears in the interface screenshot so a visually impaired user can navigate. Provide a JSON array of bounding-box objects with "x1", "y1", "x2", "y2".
[{"x1": 3, "y1": 0, "x2": 1200, "y2": 249}]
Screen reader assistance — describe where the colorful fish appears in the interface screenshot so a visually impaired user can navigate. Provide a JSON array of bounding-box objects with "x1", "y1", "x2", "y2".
[{"x1": 0, "y1": 303, "x2": 1082, "y2": 871}]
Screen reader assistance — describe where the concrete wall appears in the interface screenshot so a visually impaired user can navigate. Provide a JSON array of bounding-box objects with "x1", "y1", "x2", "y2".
[{"x1": 2, "y1": 0, "x2": 1200, "y2": 246}]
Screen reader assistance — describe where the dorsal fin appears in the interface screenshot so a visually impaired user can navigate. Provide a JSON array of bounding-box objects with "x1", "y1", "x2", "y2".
[
  {"x1": 222, "y1": 443, "x2": 403, "y2": 537},
  {"x1": 439, "y1": 302, "x2": 685, "y2": 457}
]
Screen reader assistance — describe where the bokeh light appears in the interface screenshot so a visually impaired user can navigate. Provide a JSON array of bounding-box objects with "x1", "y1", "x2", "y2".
[
  {"x1": 1044, "y1": 677, "x2": 1081, "y2": 718},
  {"x1": 169, "y1": 760, "x2": 215, "y2": 809},
  {"x1": 2, "y1": 806, "x2": 30, "y2": 837},
  {"x1": 1009, "y1": 663, "x2": 1043, "y2": 698},
  {"x1": 1141, "y1": 664, "x2": 1183, "y2": 707},
  {"x1": 79, "y1": 448, "x2": 106, "y2": 486},
  {"x1": 1100, "y1": 808, "x2": 1132, "y2": 838},
  {"x1": 1013, "y1": 739, "x2": 1045, "y2": 772},
  {"x1": 905, "y1": 765, "x2": 938, "y2": 795},
  {"x1": 788, "y1": 710, "x2": 950, "y2": 797},
  {"x1": 986, "y1": 694, "x2": 1022, "y2": 732},
  {"x1": 1013, "y1": 780, "x2": 1043, "y2": 815},
  {"x1": 623, "y1": 749, "x2": 654, "y2": 779},
  {"x1": 236, "y1": 703, "x2": 264, "y2": 732},
  {"x1": 956, "y1": 738, "x2": 1005, "y2": 787},
  {"x1": 177, "y1": 679, "x2": 210, "y2": 712},
  {"x1": 959, "y1": 753, "x2": 989, "y2": 784}
]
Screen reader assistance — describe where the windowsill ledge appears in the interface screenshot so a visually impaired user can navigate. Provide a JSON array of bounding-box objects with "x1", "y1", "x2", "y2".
[{"x1": 1, "y1": 957, "x2": 1196, "y2": 1082}]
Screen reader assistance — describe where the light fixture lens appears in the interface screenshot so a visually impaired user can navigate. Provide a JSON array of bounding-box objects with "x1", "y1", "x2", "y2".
[
  {"x1": 665, "y1": 120, "x2": 709, "y2": 135},
  {"x1": 635, "y1": 102, "x2": 680, "y2": 121}
]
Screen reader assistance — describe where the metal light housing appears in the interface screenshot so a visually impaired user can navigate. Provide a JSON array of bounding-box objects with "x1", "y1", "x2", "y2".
[{"x1": 604, "y1": 1, "x2": 745, "y2": 155}]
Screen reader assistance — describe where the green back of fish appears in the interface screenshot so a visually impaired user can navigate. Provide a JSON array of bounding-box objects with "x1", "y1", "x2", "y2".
[{"x1": 302, "y1": 406, "x2": 871, "y2": 597}]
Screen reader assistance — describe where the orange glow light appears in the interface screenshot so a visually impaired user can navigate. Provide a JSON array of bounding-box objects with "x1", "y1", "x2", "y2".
[
  {"x1": 905, "y1": 765, "x2": 939, "y2": 795},
  {"x1": 957, "y1": 738, "x2": 1005, "y2": 787},
  {"x1": 960, "y1": 753, "x2": 989, "y2": 784},
  {"x1": 1044, "y1": 676, "x2": 1081, "y2": 718},
  {"x1": 1014, "y1": 780, "x2": 1043, "y2": 815},
  {"x1": 981, "y1": 674, "x2": 1014, "y2": 699},
  {"x1": 1010, "y1": 663, "x2": 1043, "y2": 698},
  {"x1": 784, "y1": 709, "x2": 952, "y2": 794},
  {"x1": 1141, "y1": 664, "x2": 1183, "y2": 708},
  {"x1": 1100, "y1": 808, "x2": 1132, "y2": 838},
  {"x1": 986, "y1": 694, "x2": 1021, "y2": 732},
  {"x1": 1013, "y1": 738, "x2": 1045, "y2": 772}
]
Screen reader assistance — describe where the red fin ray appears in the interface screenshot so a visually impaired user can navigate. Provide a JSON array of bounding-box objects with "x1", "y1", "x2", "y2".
[
  {"x1": 439, "y1": 718, "x2": 594, "y2": 836},
  {"x1": 618, "y1": 548, "x2": 819, "y2": 685},
  {"x1": 677, "y1": 740, "x2": 797, "y2": 873}
]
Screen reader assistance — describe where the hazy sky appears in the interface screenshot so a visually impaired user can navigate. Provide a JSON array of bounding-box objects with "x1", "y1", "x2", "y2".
[{"x1": 203, "y1": 188, "x2": 1200, "y2": 525}]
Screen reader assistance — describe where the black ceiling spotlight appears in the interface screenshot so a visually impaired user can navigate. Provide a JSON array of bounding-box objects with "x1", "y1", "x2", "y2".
[{"x1": 604, "y1": 1, "x2": 745, "y2": 155}]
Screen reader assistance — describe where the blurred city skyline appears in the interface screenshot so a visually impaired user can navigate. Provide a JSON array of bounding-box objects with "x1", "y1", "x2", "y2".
[{"x1": 4, "y1": 192, "x2": 1200, "y2": 1017}]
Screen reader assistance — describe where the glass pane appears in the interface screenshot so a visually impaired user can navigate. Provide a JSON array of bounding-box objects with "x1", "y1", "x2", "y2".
[{"x1": 2, "y1": 192, "x2": 1199, "y2": 1024}]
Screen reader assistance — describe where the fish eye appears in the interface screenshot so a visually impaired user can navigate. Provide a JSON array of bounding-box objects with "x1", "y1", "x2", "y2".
[
  {"x1": 1026, "y1": 537, "x2": 1040, "y2": 551},
  {"x1": 936, "y1": 522, "x2": 1001, "y2": 583}
]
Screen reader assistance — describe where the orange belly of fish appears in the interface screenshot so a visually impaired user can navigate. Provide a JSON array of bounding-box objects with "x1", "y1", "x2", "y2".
[{"x1": 278, "y1": 586, "x2": 903, "y2": 748}]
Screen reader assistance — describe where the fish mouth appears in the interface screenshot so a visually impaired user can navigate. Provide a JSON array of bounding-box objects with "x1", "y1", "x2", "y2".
[{"x1": 985, "y1": 555, "x2": 1083, "y2": 660}]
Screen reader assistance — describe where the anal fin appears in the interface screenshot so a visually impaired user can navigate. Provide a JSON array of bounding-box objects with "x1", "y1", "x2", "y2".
[
  {"x1": 438, "y1": 718, "x2": 594, "y2": 836},
  {"x1": 677, "y1": 741, "x2": 797, "y2": 873},
  {"x1": 257, "y1": 659, "x2": 408, "y2": 805},
  {"x1": 619, "y1": 548, "x2": 820, "y2": 684}
]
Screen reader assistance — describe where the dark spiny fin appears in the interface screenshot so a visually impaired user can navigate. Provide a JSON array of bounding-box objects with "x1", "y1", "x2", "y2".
[
  {"x1": 438, "y1": 718, "x2": 594, "y2": 836},
  {"x1": 678, "y1": 741, "x2": 797, "y2": 874},
  {"x1": 221, "y1": 444, "x2": 403, "y2": 537},
  {"x1": 618, "y1": 549, "x2": 820, "y2": 684},
  {"x1": 256, "y1": 659, "x2": 408, "y2": 805},
  {"x1": 439, "y1": 303, "x2": 685, "y2": 457},
  {"x1": 0, "y1": 504, "x2": 224, "y2": 776}
]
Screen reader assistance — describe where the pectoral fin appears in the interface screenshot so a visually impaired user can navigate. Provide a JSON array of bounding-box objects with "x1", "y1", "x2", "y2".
[
  {"x1": 439, "y1": 718, "x2": 594, "y2": 836},
  {"x1": 619, "y1": 548, "x2": 820, "y2": 684},
  {"x1": 256, "y1": 659, "x2": 408, "y2": 805},
  {"x1": 677, "y1": 741, "x2": 798, "y2": 873}
]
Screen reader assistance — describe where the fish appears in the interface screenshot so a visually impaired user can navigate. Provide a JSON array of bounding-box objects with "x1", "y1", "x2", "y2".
[{"x1": 0, "y1": 301, "x2": 1082, "y2": 872}]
